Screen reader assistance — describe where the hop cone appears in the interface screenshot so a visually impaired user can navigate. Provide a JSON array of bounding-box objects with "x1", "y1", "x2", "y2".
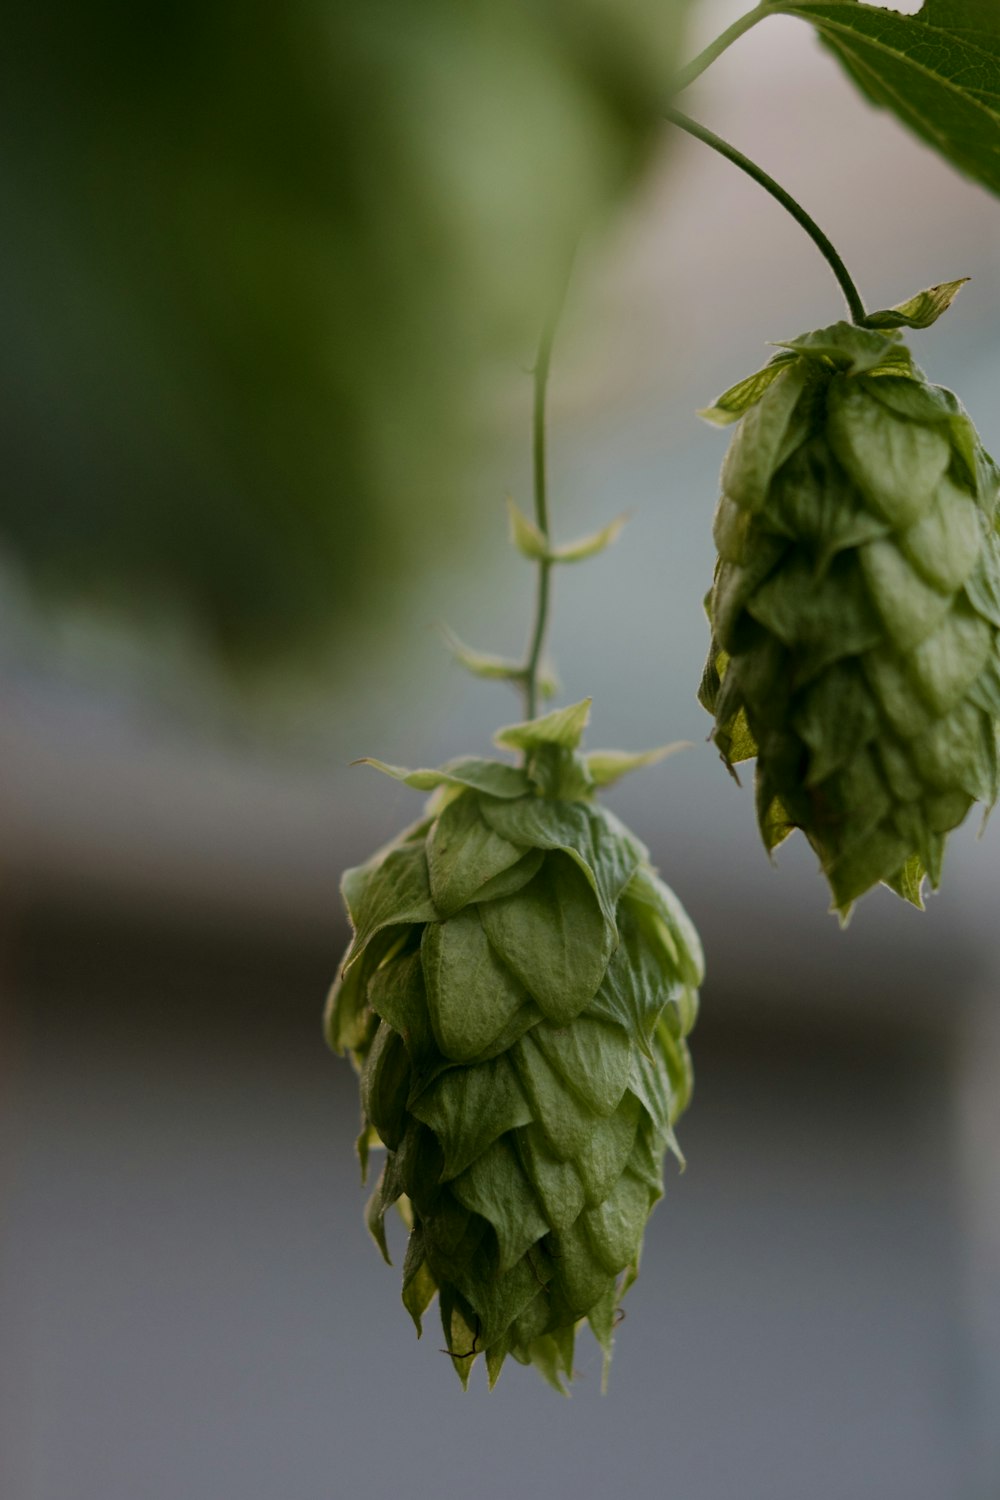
[
  {"x1": 325, "y1": 700, "x2": 701, "y2": 1390},
  {"x1": 699, "y1": 318, "x2": 1000, "y2": 916}
]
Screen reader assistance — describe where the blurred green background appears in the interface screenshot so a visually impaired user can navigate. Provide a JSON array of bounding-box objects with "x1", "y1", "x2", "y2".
[{"x1": 1, "y1": 0, "x2": 688, "y2": 665}]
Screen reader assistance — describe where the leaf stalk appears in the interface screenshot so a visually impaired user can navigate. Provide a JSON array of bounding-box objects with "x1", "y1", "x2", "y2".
[
  {"x1": 665, "y1": 107, "x2": 868, "y2": 327},
  {"x1": 670, "y1": 2, "x2": 779, "y2": 95}
]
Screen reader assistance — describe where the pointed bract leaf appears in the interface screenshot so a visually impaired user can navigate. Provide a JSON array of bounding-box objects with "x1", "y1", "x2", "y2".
[
  {"x1": 401, "y1": 1228, "x2": 437, "y2": 1336},
  {"x1": 494, "y1": 699, "x2": 592, "y2": 754},
  {"x1": 479, "y1": 853, "x2": 613, "y2": 1023},
  {"x1": 410, "y1": 1053, "x2": 533, "y2": 1181},
  {"x1": 582, "y1": 1169, "x2": 650, "y2": 1276},
  {"x1": 507, "y1": 497, "x2": 548, "y2": 560},
  {"x1": 438, "y1": 631, "x2": 560, "y2": 703},
  {"x1": 513, "y1": 1028, "x2": 601, "y2": 1160},
  {"x1": 516, "y1": 1125, "x2": 586, "y2": 1232},
  {"x1": 585, "y1": 742, "x2": 690, "y2": 787},
  {"x1": 772, "y1": 321, "x2": 901, "y2": 374},
  {"x1": 356, "y1": 756, "x2": 530, "y2": 800},
  {"x1": 342, "y1": 843, "x2": 439, "y2": 972},
  {"x1": 481, "y1": 797, "x2": 645, "y2": 931},
  {"x1": 623, "y1": 866, "x2": 705, "y2": 990},
  {"x1": 451, "y1": 1137, "x2": 549, "y2": 1277},
  {"x1": 422, "y1": 909, "x2": 530, "y2": 1064},
  {"x1": 426, "y1": 793, "x2": 528, "y2": 916},
  {"x1": 533, "y1": 1016, "x2": 632, "y2": 1117},
  {"x1": 440, "y1": 628, "x2": 525, "y2": 686},
  {"x1": 549, "y1": 513, "x2": 630, "y2": 563},
  {"x1": 865, "y1": 278, "x2": 969, "y2": 330},
  {"x1": 324, "y1": 924, "x2": 405, "y2": 1057},
  {"x1": 698, "y1": 351, "x2": 798, "y2": 426},
  {"x1": 464, "y1": 848, "x2": 546, "y2": 907}
]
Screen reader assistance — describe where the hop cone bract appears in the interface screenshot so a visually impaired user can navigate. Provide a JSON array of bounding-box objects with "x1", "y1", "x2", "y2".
[
  {"x1": 325, "y1": 701, "x2": 701, "y2": 1390},
  {"x1": 699, "y1": 321, "x2": 1000, "y2": 915}
]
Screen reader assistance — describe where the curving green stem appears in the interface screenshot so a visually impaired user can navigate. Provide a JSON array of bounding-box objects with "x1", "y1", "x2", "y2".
[
  {"x1": 666, "y1": 107, "x2": 868, "y2": 326},
  {"x1": 521, "y1": 277, "x2": 569, "y2": 722},
  {"x1": 670, "y1": 2, "x2": 778, "y2": 95}
]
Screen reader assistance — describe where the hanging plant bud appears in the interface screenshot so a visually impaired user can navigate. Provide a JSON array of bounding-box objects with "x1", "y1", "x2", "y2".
[
  {"x1": 326, "y1": 701, "x2": 701, "y2": 1390},
  {"x1": 699, "y1": 315, "x2": 1000, "y2": 917}
]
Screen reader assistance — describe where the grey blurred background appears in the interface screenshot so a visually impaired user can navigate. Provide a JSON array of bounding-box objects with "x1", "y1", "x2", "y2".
[{"x1": 4, "y1": 1, "x2": 1000, "y2": 1496}]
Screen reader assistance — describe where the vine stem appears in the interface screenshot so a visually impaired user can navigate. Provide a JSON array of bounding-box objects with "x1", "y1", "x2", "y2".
[
  {"x1": 666, "y1": 107, "x2": 868, "y2": 327},
  {"x1": 522, "y1": 271, "x2": 571, "y2": 722},
  {"x1": 670, "y1": 2, "x2": 778, "y2": 95}
]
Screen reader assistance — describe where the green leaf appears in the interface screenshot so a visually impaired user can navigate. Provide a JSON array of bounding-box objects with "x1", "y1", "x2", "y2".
[
  {"x1": 451, "y1": 1246, "x2": 551, "y2": 1352},
  {"x1": 360, "y1": 1021, "x2": 412, "y2": 1151},
  {"x1": 421, "y1": 908, "x2": 530, "y2": 1064},
  {"x1": 584, "y1": 742, "x2": 690, "y2": 787},
  {"x1": 479, "y1": 853, "x2": 613, "y2": 1024},
  {"x1": 655, "y1": 1020, "x2": 695, "y2": 1125},
  {"x1": 549, "y1": 513, "x2": 630, "y2": 563},
  {"x1": 451, "y1": 1137, "x2": 549, "y2": 1277},
  {"x1": 582, "y1": 1169, "x2": 649, "y2": 1276},
  {"x1": 513, "y1": 1029, "x2": 602, "y2": 1159},
  {"x1": 439, "y1": 1291, "x2": 478, "y2": 1390},
  {"x1": 463, "y1": 849, "x2": 547, "y2": 907},
  {"x1": 365, "y1": 1162, "x2": 401, "y2": 1265},
  {"x1": 494, "y1": 698, "x2": 592, "y2": 754},
  {"x1": 748, "y1": 550, "x2": 883, "y2": 677},
  {"x1": 883, "y1": 854, "x2": 927, "y2": 909},
  {"x1": 533, "y1": 1016, "x2": 632, "y2": 1117},
  {"x1": 518, "y1": 1330, "x2": 571, "y2": 1396},
  {"x1": 516, "y1": 1125, "x2": 586, "y2": 1232},
  {"x1": 324, "y1": 925, "x2": 404, "y2": 1057},
  {"x1": 773, "y1": 321, "x2": 902, "y2": 374},
  {"x1": 507, "y1": 497, "x2": 549, "y2": 560},
  {"x1": 623, "y1": 866, "x2": 705, "y2": 991},
  {"x1": 550, "y1": 1216, "x2": 613, "y2": 1317},
  {"x1": 859, "y1": 376, "x2": 987, "y2": 501},
  {"x1": 865, "y1": 278, "x2": 969, "y2": 330},
  {"x1": 769, "y1": 434, "x2": 890, "y2": 568},
  {"x1": 366, "y1": 951, "x2": 443, "y2": 1091},
  {"x1": 575, "y1": 1093, "x2": 642, "y2": 1206},
  {"x1": 587, "y1": 899, "x2": 679, "y2": 1053},
  {"x1": 907, "y1": 600, "x2": 993, "y2": 715},
  {"x1": 698, "y1": 351, "x2": 798, "y2": 426},
  {"x1": 355, "y1": 756, "x2": 530, "y2": 800},
  {"x1": 420, "y1": 1190, "x2": 477, "y2": 1276},
  {"x1": 965, "y1": 530, "x2": 1000, "y2": 628},
  {"x1": 792, "y1": 660, "x2": 879, "y2": 785},
  {"x1": 777, "y1": 2, "x2": 1000, "y2": 197},
  {"x1": 401, "y1": 1228, "x2": 437, "y2": 1337},
  {"x1": 410, "y1": 1053, "x2": 533, "y2": 1181},
  {"x1": 628, "y1": 1048, "x2": 674, "y2": 1141},
  {"x1": 524, "y1": 745, "x2": 595, "y2": 801},
  {"x1": 341, "y1": 843, "x2": 440, "y2": 972},
  {"x1": 720, "y1": 361, "x2": 810, "y2": 513},
  {"x1": 439, "y1": 628, "x2": 559, "y2": 700},
  {"x1": 898, "y1": 475, "x2": 982, "y2": 593},
  {"x1": 480, "y1": 797, "x2": 645, "y2": 931},
  {"x1": 926, "y1": 0, "x2": 999, "y2": 38},
  {"x1": 440, "y1": 629, "x2": 524, "y2": 687},
  {"x1": 859, "y1": 537, "x2": 952, "y2": 651},
  {"x1": 426, "y1": 794, "x2": 529, "y2": 917}
]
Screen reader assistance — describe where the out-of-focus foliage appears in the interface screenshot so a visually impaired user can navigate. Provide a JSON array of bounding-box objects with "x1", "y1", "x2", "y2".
[
  {"x1": 0, "y1": 0, "x2": 689, "y2": 664},
  {"x1": 779, "y1": 1, "x2": 1000, "y2": 199}
]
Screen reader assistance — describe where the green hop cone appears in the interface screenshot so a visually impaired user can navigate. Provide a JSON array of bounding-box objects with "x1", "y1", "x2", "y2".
[
  {"x1": 325, "y1": 700, "x2": 701, "y2": 1390},
  {"x1": 698, "y1": 316, "x2": 1000, "y2": 917}
]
